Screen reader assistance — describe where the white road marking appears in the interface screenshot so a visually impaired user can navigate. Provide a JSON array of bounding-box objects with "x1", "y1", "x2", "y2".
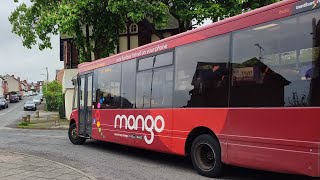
[
  {"x1": 0, "y1": 104, "x2": 20, "y2": 116},
  {"x1": 0, "y1": 109, "x2": 14, "y2": 116}
]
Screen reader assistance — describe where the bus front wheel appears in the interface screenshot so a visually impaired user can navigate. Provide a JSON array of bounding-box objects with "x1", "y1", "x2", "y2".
[
  {"x1": 191, "y1": 134, "x2": 222, "y2": 178},
  {"x1": 68, "y1": 123, "x2": 86, "y2": 145}
]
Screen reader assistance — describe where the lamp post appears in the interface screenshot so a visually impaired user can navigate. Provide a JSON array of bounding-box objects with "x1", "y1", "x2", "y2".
[
  {"x1": 41, "y1": 67, "x2": 49, "y2": 93},
  {"x1": 40, "y1": 74, "x2": 47, "y2": 93},
  {"x1": 46, "y1": 67, "x2": 49, "y2": 83}
]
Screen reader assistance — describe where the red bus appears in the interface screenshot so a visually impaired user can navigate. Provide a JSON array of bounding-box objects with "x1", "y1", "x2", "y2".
[{"x1": 68, "y1": 0, "x2": 320, "y2": 178}]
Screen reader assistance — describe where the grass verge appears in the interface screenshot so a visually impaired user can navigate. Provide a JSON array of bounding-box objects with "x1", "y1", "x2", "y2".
[
  {"x1": 17, "y1": 116, "x2": 69, "y2": 130},
  {"x1": 18, "y1": 121, "x2": 35, "y2": 128}
]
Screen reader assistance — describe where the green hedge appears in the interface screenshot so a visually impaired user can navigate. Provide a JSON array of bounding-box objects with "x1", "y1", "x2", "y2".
[
  {"x1": 43, "y1": 81, "x2": 63, "y2": 112},
  {"x1": 45, "y1": 92, "x2": 63, "y2": 111}
]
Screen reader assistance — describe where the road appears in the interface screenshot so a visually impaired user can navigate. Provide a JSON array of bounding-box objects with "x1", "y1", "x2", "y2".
[
  {"x1": 0, "y1": 97, "x2": 35, "y2": 127},
  {"x1": 0, "y1": 99, "x2": 315, "y2": 180}
]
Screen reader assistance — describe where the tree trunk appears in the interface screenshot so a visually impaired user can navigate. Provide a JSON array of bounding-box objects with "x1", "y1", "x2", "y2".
[
  {"x1": 178, "y1": 20, "x2": 184, "y2": 33},
  {"x1": 85, "y1": 24, "x2": 91, "y2": 62}
]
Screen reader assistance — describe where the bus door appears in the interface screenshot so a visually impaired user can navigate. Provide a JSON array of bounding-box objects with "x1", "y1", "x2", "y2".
[{"x1": 78, "y1": 73, "x2": 93, "y2": 137}]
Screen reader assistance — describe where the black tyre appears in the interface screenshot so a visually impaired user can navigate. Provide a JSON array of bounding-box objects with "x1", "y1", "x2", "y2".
[
  {"x1": 68, "y1": 123, "x2": 86, "y2": 145},
  {"x1": 24, "y1": 108, "x2": 26, "y2": 111},
  {"x1": 191, "y1": 134, "x2": 222, "y2": 178}
]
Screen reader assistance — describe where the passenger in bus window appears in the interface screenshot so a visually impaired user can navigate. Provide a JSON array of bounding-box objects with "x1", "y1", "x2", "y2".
[{"x1": 103, "y1": 93, "x2": 113, "y2": 107}]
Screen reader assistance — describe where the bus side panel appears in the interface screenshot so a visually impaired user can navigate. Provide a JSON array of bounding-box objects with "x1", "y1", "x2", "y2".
[
  {"x1": 133, "y1": 109, "x2": 172, "y2": 154},
  {"x1": 70, "y1": 109, "x2": 79, "y2": 125},
  {"x1": 70, "y1": 109, "x2": 85, "y2": 138},
  {"x1": 171, "y1": 109, "x2": 229, "y2": 157},
  {"x1": 226, "y1": 108, "x2": 320, "y2": 177},
  {"x1": 91, "y1": 109, "x2": 135, "y2": 146},
  {"x1": 227, "y1": 139, "x2": 319, "y2": 177}
]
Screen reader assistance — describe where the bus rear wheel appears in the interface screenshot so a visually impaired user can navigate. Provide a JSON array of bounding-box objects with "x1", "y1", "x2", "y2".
[
  {"x1": 68, "y1": 123, "x2": 86, "y2": 145},
  {"x1": 191, "y1": 134, "x2": 222, "y2": 178}
]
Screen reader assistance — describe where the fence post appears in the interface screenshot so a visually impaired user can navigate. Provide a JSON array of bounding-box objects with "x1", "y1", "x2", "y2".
[
  {"x1": 22, "y1": 116, "x2": 27, "y2": 122},
  {"x1": 26, "y1": 115, "x2": 30, "y2": 122}
]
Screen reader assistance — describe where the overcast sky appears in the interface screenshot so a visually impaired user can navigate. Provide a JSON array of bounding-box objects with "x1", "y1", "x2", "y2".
[{"x1": 0, "y1": 0, "x2": 63, "y2": 83}]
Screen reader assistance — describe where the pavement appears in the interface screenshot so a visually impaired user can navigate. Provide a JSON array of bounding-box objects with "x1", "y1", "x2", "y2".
[
  {"x1": 0, "y1": 101, "x2": 88, "y2": 179},
  {"x1": 28, "y1": 109, "x2": 69, "y2": 130},
  {"x1": 17, "y1": 102, "x2": 69, "y2": 130},
  {"x1": 0, "y1": 149, "x2": 96, "y2": 180}
]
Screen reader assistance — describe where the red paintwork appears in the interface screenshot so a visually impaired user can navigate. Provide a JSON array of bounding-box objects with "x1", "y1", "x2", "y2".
[
  {"x1": 72, "y1": 0, "x2": 320, "y2": 177},
  {"x1": 70, "y1": 109, "x2": 79, "y2": 128},
  {"x1": 71, "y1": 108, "x2": 320, "y2": 177}
]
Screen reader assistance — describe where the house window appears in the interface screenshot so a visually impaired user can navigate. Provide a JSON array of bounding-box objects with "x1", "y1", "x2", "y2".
[{"x1": 129, "y1": 24, "x2": 138, "y2": 34}]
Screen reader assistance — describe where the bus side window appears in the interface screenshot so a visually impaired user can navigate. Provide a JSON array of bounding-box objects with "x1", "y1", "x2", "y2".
[
  {"x1": 174, "y1": 34, "x2": 230, "y2": 108},
  {"x1": 95, "y1": 64, "x2": 121, "y2": 109},
  {"x1": 230, "y1": 11, "x2": 320, "y2": 107}
]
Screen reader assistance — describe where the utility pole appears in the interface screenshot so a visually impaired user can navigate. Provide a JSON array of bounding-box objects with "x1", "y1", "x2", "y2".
[
  {"x1": 46, "y1": 67, "x2": 48, "y2": 93},
  {"x1": 41, "y1": 67, "x2": 49, "y2": 92},
  {"x1": 46, "y1": 67, "x2": 49, "y2": 83}
]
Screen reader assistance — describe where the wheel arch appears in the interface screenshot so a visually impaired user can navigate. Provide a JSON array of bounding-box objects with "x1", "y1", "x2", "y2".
[
  {"x1": 70, "y1": 119, "x2": 76, "y2": 127},
  {"x1": 185, "y1": 126, "x2": 220, "y2": 156}
]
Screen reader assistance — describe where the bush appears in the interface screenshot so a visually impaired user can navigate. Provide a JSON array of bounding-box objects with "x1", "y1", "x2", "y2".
[{"x1": 43, "y1": 81, "x2": 63, "y2": 111}]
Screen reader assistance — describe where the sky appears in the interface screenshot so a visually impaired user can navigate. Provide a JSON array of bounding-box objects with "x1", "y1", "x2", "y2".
[{"x1": 0, "y1": 0, "x2": 63, "y2": 83}]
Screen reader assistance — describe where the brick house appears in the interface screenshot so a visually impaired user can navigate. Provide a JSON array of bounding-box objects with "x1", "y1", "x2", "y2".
[
  {"x1": 0, "y1": 77, "x2": 8, "y2": 98},
  {"x1": 20, "y1": 80, "x2": 30, "y2": 95},
  {"x1": 4, "y1": 75, "x2": 21, "y2": 95},
  {"x1": 35, "y1": 81, "x2": 43, "y2": 93}
]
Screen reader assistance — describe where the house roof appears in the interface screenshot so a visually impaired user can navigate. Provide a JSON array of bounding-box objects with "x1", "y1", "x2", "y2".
[
  {"x1": 4, "y1": 75, "x2": 20, "y2": 83},
  {"x1": 155, "y1": 13, "x2": 179, "y2": 30}
]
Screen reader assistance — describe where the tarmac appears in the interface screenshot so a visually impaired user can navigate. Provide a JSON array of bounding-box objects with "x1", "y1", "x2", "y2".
[{"x1": 0, "y1": 149, "x2": 96, "y2": 180}]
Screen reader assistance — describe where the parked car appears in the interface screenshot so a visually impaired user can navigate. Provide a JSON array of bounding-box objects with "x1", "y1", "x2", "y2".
[
  {"x1": 32, "y1": 96, "x2": 41, "y2": 105},
  {"x1": 17, "y1": 92, "x2": 22, "y2": 100},
  {"x1": 28, "y1": 91, "x2": 34, "y2": 96},
  {"x1": 9, "y1": 95, "x2": 19, "y2": 103},
  {"x1": 36, "y1": 94, "x2": 43, "y2": 102},
  {"x1": 0, "y1": 98, "x2": 8, "y2": 109},
  {"x1": 24, "y1": 101, "x2": 36, "y2": 111}
]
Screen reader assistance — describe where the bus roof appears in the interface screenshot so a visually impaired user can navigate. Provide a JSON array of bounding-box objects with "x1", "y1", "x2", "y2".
[{"x1": 79, "y1": 0, "x2": 299, "y2": 73}]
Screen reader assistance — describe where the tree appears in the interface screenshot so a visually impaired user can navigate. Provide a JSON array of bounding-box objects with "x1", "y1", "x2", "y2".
[
  {"x1": 156, "y1": 0, "x2": 280, "y2": 33},
  {"x1": 9, "y1": 0, "x2": 168, "y2": 62},
  {"x1": 110, "y1": 0, "x2": 279, "y2": 34},
  {"x1": 9, "y1": 0, "x2": 279, "y2": 62}
]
